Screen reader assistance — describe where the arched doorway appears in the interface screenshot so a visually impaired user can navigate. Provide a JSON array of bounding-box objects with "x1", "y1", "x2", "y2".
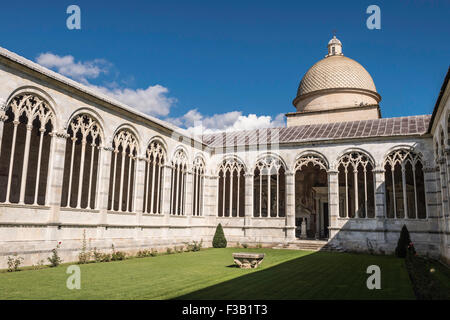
[{"x1": 294, "y1": 154, "x2": 329, "y2": 239}]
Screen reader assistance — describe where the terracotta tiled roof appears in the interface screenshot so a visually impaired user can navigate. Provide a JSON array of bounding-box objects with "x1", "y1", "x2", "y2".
[{"x1": 202, "y1": 115, "x2": 431, "y2": 147}]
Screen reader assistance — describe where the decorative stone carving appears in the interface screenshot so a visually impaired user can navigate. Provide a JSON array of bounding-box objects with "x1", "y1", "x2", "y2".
[{"x1": 232, "y1": 253, "x2": 265, "y2": 269}]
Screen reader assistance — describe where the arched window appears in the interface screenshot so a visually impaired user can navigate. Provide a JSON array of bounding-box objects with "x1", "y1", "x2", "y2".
[
  {"x1": 0, "y1": 94, "x2": 54, "y2": 205},
  {"x1": 253, "y1": 156, "x2": 286, "y2": 218},
  {"x1": 108, "y1": 129, "x2": 138, "y2": 212},
  {"x1": 170, "y1": 149, "x2": 187, "y2": 215},
  {"x1": 384, "y1": 149, "x2": 426, "y2": 219},
  {"x1": 217, "y1": 158, "x2": 245, "y2": 217},
  {"x1": 61, "y1": 114, "x2": 101, "y2": 209},
  {"x1": 143, "y1": 140, "x2": 165, "y2": 214},
  {"x1": 192, "y1": 157, "x2": 205, "y2": 216},
  {"x1": 338, "y1": 151, "x2": 375, "y2": 218},
  {"x1": 294, "y1": 154, "x2": 328, "y2": 238}
]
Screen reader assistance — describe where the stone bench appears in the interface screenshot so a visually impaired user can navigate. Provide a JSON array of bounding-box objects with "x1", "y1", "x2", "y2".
[{"x1": 232, "y1": 253, "x2": 265, "y2": 269}]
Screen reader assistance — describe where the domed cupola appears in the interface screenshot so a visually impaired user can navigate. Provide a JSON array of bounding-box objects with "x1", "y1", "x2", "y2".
[{"x1": 287, "y1": 36, "x2": 382, "y2": 126}]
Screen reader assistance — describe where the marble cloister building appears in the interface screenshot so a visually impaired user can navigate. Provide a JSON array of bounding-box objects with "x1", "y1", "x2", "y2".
[{"x1": 0, "y1": 36, "x2": 449, "y2": 267}]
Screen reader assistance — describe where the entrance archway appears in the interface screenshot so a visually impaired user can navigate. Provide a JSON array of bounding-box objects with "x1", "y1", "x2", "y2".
[{"x1": 294, "y1": 154, "x2": 329, "y2": 239}]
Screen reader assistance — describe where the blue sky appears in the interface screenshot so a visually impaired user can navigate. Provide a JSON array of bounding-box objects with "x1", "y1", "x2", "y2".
[{"x1": 0, "y1": 0, "x2": 449, "y2": 132}]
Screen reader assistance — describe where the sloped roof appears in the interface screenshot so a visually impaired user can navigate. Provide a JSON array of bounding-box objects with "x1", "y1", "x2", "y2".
[{"x1": 202, "y1": 115, "x2": 431, "y2": 147}]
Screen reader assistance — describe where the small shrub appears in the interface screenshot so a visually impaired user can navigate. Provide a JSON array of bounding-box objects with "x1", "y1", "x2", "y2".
[
  {"x1": 256, "y1": 243, "x2": 262, "y2": 249},
  {"x1": 212, "y1": 223, "x2": 227, "y2": 248},
  {"x1": 78, "y1": 230, "x2": 91, "y2": 264},
  {"x1": 92, "y1": 247, "x2": 103, "y2": 263},
  {"x1": 395, "y1": 225, "x2": 414, "y2": 258},
  {"x1": 48, "y1": 242, "x2": 62, "y2": 267},
  {"x1": 100, "y1": 253, "x2": 112, "y2": 262},
  {"x1": 136, "y1": 249, "x2": 154, "y2": 258},
  {"x1": 150, "y1": 249, "x2": 158, "y2": 257},
  {"x1": 7, "y1": 255, "x2": 24, "y2": 272},
  {"x1": 174, "y1": 246, "x2": 184, "y2": 253},
  {"x1": 185, "y1": 240, "x2": 203, "y2": 252},
  {"x1": 31, "y1": 259, "x2": 45, "y2": 270},
  {"x1": 242, "y1": 243, "x2": 248, "y2": 249},
  {"x1": 166, "y1": 247, "x2": 173, "y2": 255},
  {"x1": 111, "y1": 244, "x2": 126, "y2": 261}
]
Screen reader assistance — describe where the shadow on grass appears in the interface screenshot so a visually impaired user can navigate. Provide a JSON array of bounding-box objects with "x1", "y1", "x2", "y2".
[{"x1": 174, "y1": 251, "x2": 415, "y2": 300}]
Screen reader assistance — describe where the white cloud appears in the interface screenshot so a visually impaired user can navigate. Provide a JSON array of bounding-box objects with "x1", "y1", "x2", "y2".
[
  {"x1": 36, "y1": 52, "x2": 109, "y2": 82},
  {"x1": 169, "y1": 109, "x2": 286, "y2": 135},
  {"x1": 89, "y1": 84, "x2": 176, "y2": 117},
  {"x1": 36, "y1": 52, "x2": 176, "y2": 117}
]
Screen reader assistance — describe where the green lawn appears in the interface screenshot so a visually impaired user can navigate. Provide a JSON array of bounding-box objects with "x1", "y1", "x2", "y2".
[{"x1": 0, "y1": 248, "x2": 416, "y2": 300}]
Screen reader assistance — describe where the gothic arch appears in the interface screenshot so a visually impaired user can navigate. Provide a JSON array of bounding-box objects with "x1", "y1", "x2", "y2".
[
  {"x1": 4, "y1": 86, "x2": 58, "y2": 129},
  {"x1": 192, "y1": 155, "x2": 206, "y2": 216},
  {"x1": 65, "y1": 108, "x2": 105, "y2": 143},
  {"x1": 334, "y1": 147, "x2": 375, "y2": 169},
  {"x1": 217, "y1": 156, "x2": 246, "y2": 217},
  {"x1": 337, "y1": 149, "x2": 376, "y2": 218},
  {"x1": 170, "y1": 147, "x2": 188, "y2": 215},
  {"x1": 142, "y1": 138, "x2": 166, "y2": 214},
  {"x1": 60, "y1": 112, "x2": 103, "y2": 209},
  {"x1": 293, "y1": 150, "x2": 329, "y2": 172},
  {"x1": 215, "y1": 155, "x2": 247, "y2": 176},
  {"x1": 383, "y1": 147, "x2": 427, "y2": 219},
  {"x1": 253, "y1": 153, "x2": 287, "y2": 218},
  {"x1": 107, "y1": 127, "x2": 139, "y2": 212},
  {"x1": 0, "y1": 91, "x2": 56, "y2": 205},
  {"x1": 111, "y1": 123, "x2": 141, "y2": 155}
]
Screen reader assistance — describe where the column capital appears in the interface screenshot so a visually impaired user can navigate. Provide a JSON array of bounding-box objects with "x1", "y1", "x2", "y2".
[
  {"x1": 244, "y1": 173, "x2": 254, "y2": 178},
  {"x1": 52, "y1": 130, "x2": 70, "y2": 139},
  {"x1": 327, "y1": 169, "x2": 339, "y2": 175},
  {"x1": 285, "y1": 171, "x2": 294, "y2": 176},
  {"x1": 102, "y1": 146, "x2": 114, "y2": 152}
]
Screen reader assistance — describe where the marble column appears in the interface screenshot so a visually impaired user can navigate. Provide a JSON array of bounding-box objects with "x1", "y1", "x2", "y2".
[
  {"x1": 327, "y1": 170, "x2": 339, "y2": 239},
  {"x1": 315, "y1": 197, "x2": 320, "y2": 238},
  {"x1": 285, "y1": 171, "x2": 295, "y2": 241}
]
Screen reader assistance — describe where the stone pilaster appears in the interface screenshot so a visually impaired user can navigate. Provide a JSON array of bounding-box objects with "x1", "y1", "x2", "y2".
[
  {"x1": 244, "y1": 173, "x2": 253, "y2": 236},
  {"x1": 422, "y1": 165, "x2": 442, "y2": 249},
  {"x1": 161, "y1": 164, "x2": 173, "y2": 215},
  {"x1": 373, "y1": 168, "x2": 386, "y2": 219},
  {"x1": 185, "y1": 170, "x2": 193, "y2": 217},
  {"x1": 438, "y1": 159, "x2": 449, "y2": 220},
  {"x1": 97, "y1": 147, "x2": 113, "y2": 213},
  {"x1": 327, "y1": 170, "x2": 339, "y2": 239},
  {"x1": 285, "y1": 171, "x2": 295, "y2": 241},
  {"x1": 0, "y1": 105, "x2": 8, "y2": 158},
  {"x1": 134, "y1": 157, "x2": 146, "y2": 219},
  {"x1": 206, "y1": 175, "x2": 218, "y2": 217},
  {"x1": 445, "y1": 149, "x2": 450, "y2": 207},
  {"x1": 46, "y1": 131, "x2": 69, "y2": 222}
]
